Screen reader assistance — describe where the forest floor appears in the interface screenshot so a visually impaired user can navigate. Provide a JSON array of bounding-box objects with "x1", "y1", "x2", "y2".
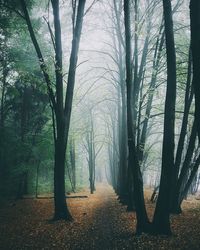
[{"x1": 0, "y1": 184, "x2": 200, "y2": 250}]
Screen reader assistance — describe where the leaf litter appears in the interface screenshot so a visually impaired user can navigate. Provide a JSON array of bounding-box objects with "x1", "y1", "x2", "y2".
[{"x1": 0, "y1": 184, "x2": 200, "y2": 250}]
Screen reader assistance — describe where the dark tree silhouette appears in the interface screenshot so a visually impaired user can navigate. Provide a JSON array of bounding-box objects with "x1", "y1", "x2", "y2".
[
  {"x1": 190, "y1": 0, "x2": 200, "y2": 141},
  {"x1": 20, "y1": 0, "x2": 86, "y2": 220},
  {"x1": 124, "y1": 0, "x2": 150, "y2": 235},
  {"x1": 152, "y1": 0, "x2": 176, "y2": 235}
]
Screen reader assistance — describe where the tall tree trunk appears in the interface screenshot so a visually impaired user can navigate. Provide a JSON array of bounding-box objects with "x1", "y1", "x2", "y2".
[
  {"x1": 20, "y1": 0, "x2": 86, "y2": 220},
  {"x1": 0, "y1": 60, "x2": 7, "y2": 177},
  {"x1": 174, "y1": 50, "x2": 192, "y2": 173},
  {"x1": 132, "y1": 0, "x2": 139, "y2": 128},
  {"x1": 190, "y1": 1, "x2": 200, "y2": 142},
  {"x1": 170, "y1": 50, "x2": 193, "y2": 211},
  {"x1": 171, "y1": 120, "x2": 197, "y2": 214},
  {"x1": 51, "y1": 0, "x2": 73, "y2": 220},
  {"x1": 118, "y1": 82, "x2": 128, "y2": 202},
  {"x1": 70, "y1": 138, "x2": 76, "y2": 191},
  {"x1": 54, "y1": 124, "x2": 72, "y2": 220},
  {"x1": 138, "y1": 22, "x2": 165, "y2": 163},
  {"x1": 124, "y1": 0, "x2": 150, "y2": 234},
  {"x1": 179, "y1": 155, "x2": 200, "y2": 205},
  {"x1": 35, "y1": 160, "x2": 40, "y2": 198},
  {"x1": 153, "y1": 0, "x2": 176, "y2": 235},
  {"x1": 111, "y1": 110, "x2": 118, "y2": 191},
  {"x1": 87, "y1": 121, "x2": 96, "y2": 195},
  {"x1": 114, "y1": 13, "x2": 128, "y2": 200}
]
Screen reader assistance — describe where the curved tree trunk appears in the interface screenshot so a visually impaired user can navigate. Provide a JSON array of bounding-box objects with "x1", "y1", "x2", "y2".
[
  {"x1": 124, "y1": 0, "x2": 150, "y2": 234},
  {"x1": 152, "y1": 0, "x2": 176, "y2": 235},
  {"x1": 171, "y1": 121, "x2": 197, "y2": 214}
]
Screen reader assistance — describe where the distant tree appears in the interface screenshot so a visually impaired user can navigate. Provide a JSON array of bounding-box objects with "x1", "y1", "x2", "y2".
[
  {"x1": 86, "y1": 124, "x2": 96, "y2": 194},
  {"x1": 83, "y1": 106, "x2": 103, "y2": 194},
  {"x1": 113, "y1": 0, "x2": 128, "y2": 205},
  {"x1": 65, "y1": 137, "x2": 76, "y2": 193},
  {"x1": 69, "y1": 138, "x2": 76, "y2": 192}
]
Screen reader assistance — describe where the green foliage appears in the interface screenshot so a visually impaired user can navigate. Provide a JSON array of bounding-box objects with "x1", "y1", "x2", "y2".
[{"x1": 0, "y1": 0, "x2": 88, "y2": 200}]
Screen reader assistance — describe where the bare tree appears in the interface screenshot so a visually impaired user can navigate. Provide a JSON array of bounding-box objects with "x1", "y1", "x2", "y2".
[
  {"x1": 152, "y1": 0, "x2": 177, "y2": 235},
  {"x1": 124, "y1": 0, "x2": 150, "y2": 235},
  {"x1": 20, "y1": 0, "x2": 86, "y2": 220},
  {"x1": 190, "y1": 1, "x2": 200, "y2": 141}
]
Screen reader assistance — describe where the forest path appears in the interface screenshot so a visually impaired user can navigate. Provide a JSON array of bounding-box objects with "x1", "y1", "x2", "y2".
[
  {"x1": 1, "y1": 183, "x2": 200, "y2": 249},
  {"x1": 75, "y1": 184, "x2": 135, "y2": 249},
  {"x1": 0, "y1": 183, "x2": 137, "y2": 250}
]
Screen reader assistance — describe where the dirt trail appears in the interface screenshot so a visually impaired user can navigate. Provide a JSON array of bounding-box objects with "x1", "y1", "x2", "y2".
[
  {"x1": 0, "y1": 184, "x2": 200, "y2": 250},
  {"x1": 76, "y1": 184, "x2": 134, "y2": 250},
  {"x1": 0, "y1": 184, "x2": 135, "y2": 250}
]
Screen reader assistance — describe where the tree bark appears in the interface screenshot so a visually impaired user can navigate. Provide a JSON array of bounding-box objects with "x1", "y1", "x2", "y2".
[
  {"x1": 20, "y1": 0, "x2": 86, "y2": 220},
  {"x1": 153, "y1": 0, "x2": 176, "y2": 235},
  {"x1": 171, "y1": 120, "x2": 197, "y2": 214},
  {"x1": 138, "y1": 23, "x2": 165, "y2": 164},
  {"x1": 170, "y1": 50, "x2": 193, "y2": 211},
  {"x1": 124, "y1": 0, "x2": 150, "y2": 234},
  {"x1": 70, "y1": 138, "x2": 76, "y2": 191},
  {"x1": 190, "y1": 0, "x2": 200, "y2": 142},
  {"x1": 179, "y1": 155, "x2": 200, "y2": 205}
]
